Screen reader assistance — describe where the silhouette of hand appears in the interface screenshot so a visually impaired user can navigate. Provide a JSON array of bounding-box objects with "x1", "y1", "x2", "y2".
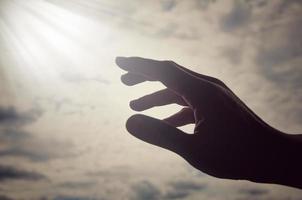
[{"x1": 116, "y1": 56, "x2": 301, "y2": 188}]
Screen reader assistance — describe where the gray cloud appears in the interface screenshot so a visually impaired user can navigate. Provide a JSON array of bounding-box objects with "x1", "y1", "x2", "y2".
[
  {"x1": 0, "y1": 105, "x2": 75, "y2": 162},
  {"x1": 0, "y1": 195, "x2": 14, "y2": 200},
  {"x1": 0, "y1": 106, "x2": 53, "y2": 161},
  {"x1": 57, "y1": 181, "x2": 97, "y2": 189},
  {"x1": 130, "y1": 179, "x2": 206, "y2": 200},
  {"x1": 220, "y1": 46, "x2": 243, "y2": 65},
  {"x1": 85, "y1": 165, "x2": 132, "y2": 180},
  {"x1": 250, "y1": 0, "x2": 302, "y2": 128},
  {"x1": 215, "y1": 0, "x2": 302, "y2": 130},
  {"x1": 52, "y1": 195, "x2": 101, "y2": 200},
  {"x1": 256, "y1": 18, "x2": 302, "y2": 88},
  {"x1": 220, "y1": 1, "x2": 252, "y2": 32},
  {"x1": 164, "y1": 190, "x2": 189, "y2": 199},
  {"x1": 0, "y1": 126, "x2": 74, "y2": 163},
  {"x1": 238, "y1": 188, "x2": 269, "y2": 196},
  {"x1": 197, "y1": 0, "x2": 215, "y2": 9},
  {"x1": 161, "y1": 0, "x2": 176, "y2": 11},
  {"x1": 0, "y1": 148, "x2": 45, "y2": 161},
  {"x1": 223, "y1": 0, "x2": 302, "y2": 90},
  {"x1": 276, "y1": 0, "x2": 302, "y2": 14},
  {"x1": 131, "y1": 180, "x2": 161, "y2": 200},
  {"x1": 0, "y1": 129, "x2": 30, "y2": 143},
  {"x1": 164, "y1": 180, "x2": 206, "y2": 199},
  {"x1": 0, "y1": 106, "x2": 42, "y2": 127},
  {"x1": 216, "y1": 0, "x2": 302, "y2": 89},
  {"x1": 0, "y1": 107, "x2": 20, "y2": 124},
  {"x1": 0, "y1": 137, "x2": 75, "y2": 162},
  {"x1": 0, "y1": 165, "x2": 46, "y2": 182},
  {"x1": 169, "y1": 180, "x2": 206, "y2": 191},
  {"x1": 0, "y1": 148, "x2": 50, "y2": 162}
]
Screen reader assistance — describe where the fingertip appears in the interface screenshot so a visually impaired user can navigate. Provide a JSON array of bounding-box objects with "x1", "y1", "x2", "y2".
[
  {"x1": 126, "y1": 114, "x2": 145, "y2": 135},
  {"x1": 120, "y1": 74, "x2": 131, "y2": 85},
  {"x1": 129, "y1": 100, "x2": 137, "y2": 110},
  {"x1": 129, "y1": 100, "x2": 144, "y2": 111},
  {"x1": 115, "y1": 56, "x2": 124, "y2": 63},
  {"x1": 115, "y1": 56, "x2": 122, "y2": 64},
  {"x1": 115, "y1": 56, "x2": 128, "y2": 70},
  {"x1": 121, "y1": 73, "x2": 147, "y2": 86}
]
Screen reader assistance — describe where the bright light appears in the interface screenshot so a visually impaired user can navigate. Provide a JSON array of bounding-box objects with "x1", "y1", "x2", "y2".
[{"x1": 0, "y1": 0, "x2": 111, "y2": 90}]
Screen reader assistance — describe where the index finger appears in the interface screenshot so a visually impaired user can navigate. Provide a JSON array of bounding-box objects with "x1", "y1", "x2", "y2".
[{"x1": 116, "y1": 57, "x2": 203, "y2": 95}]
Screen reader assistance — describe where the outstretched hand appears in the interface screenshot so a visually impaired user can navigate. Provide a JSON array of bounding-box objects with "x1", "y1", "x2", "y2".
[{"x1": 116, "y1": 56, "x2": 302, "y2": 189}]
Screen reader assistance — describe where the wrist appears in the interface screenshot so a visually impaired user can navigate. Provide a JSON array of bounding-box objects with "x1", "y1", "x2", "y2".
[
  {"x1": 273, "y1": 133, "x2": 302, "y2": 189},
  {"x1": 250, "y1": 128, "x2": 302, "y2": 189}
]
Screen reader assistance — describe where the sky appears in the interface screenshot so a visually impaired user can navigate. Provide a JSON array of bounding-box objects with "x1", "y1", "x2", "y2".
[{"x1": 0, "y1": 0, "x2": 301, "y2": 199}]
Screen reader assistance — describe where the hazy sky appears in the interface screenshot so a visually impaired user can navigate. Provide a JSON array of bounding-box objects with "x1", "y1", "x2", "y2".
[{"x1": 0, "y1": 0, "x2": 301, "y2": 199}]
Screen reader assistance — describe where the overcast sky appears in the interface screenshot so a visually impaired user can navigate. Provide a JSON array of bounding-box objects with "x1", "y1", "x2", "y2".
[{"x1": 0, "y1": 0, "x2": 302, "y2": 199}]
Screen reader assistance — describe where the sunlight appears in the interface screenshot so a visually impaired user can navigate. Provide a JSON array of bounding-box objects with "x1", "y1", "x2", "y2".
[{"x1": 0, "y1": 0, "x2": 111, "y2": 88}]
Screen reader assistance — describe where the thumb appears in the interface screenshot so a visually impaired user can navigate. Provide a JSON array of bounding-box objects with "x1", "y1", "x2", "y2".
[{"x1": 126, "y1": 114, "x2": 191, "y2": 155}]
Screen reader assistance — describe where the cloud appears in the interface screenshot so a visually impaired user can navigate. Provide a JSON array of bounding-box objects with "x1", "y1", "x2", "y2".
[
  {"x1": 0, "y1": 195, "x2": 15, "y2": 200},
  {"x1": 277, "y1": 0, "x2": 302, "y2": 14},
  {"x1": 130, "y1": 179, "x2": 206, "y2": 200},
  {"x1": 220, "y1": 1, "x2": 252, "y2": 32},
  {"x1": 164, "y1": 190, "x2": 189, "y2": 199},
  {"x1": 238, "y1": 188, "x2": 269, "y2": 196},
  {"x1": 0, "y1": 136, "x2": 75, "y2": 162},
  {"x1": 220, "y1": 47, "x2": 243, "y2": 65},
  {"x1": 60, "y1": 73, "x2": 110, "y2": 85},
  {"x1": 255, "y1": 13, "x2": 302, "y2": 89},
  {"x1": 164, "y1": 180, "x2": 206, "y2": 199},
  {"x1": 0, "y1": 148, "x2": 46, "y2": 161},
  {"x1": 0, "y1": 106, "x2": 75, "y2": 162},
  {"x1": 161, "y1": 0, "x2": 177, "y2": 11},
  {"x1": 0, "y1": 106, "x2": 42, "y2": 127},
  {"x1": 212, "y1": 0, "x2": 302, "y2": 131},
  {"x1": 0, "y1": 165, "x2": 46, "y2": 182},
  {"x1": 57, "y1": 181, "x2": 97, "y2": 189},
  {"x1": 196, "y1": 0, "x2": 215, "y2": 9},
  {"x1": 0, "y1": 129, "x2": 30, "y2": 142},
  {"x1": 216, "y1": 0, "x2": 302, "y2": 91},
  {"x1": 52, "y1": 195, "x2": 101, "y2": 200},
  {"x1": 169, "y1": 180, "x2": 206, "y2": 191},
  {"x1": 85, "y1": 165, "x2": 134, "y2": 181},
  {"x1": 130, "y1": 180, "x2": 161, "y2": 200},
  {"x1": 0, "y1": 107, "x2": 20, "y2": 124}
]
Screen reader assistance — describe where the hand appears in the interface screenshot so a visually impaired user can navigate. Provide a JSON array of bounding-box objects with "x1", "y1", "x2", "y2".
[{"x1": 116, "y1": 56, "x2": 302, "y2": 188}]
